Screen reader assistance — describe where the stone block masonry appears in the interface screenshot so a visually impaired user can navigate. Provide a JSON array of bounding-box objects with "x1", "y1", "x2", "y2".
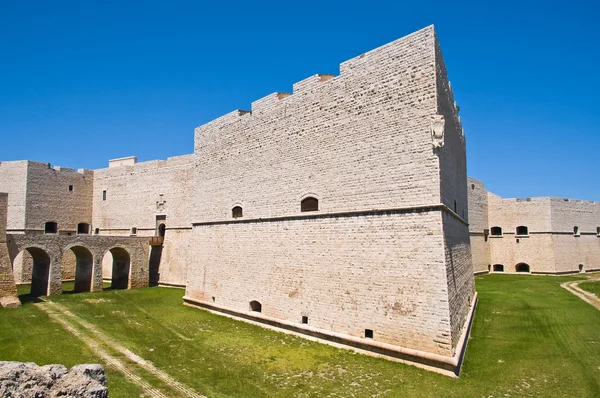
[
  {"x1": 185, "y1": 25, "x2": 475, "y2": 373},
  {"x1": 0, "y1": 193, "x2": 21, "y2": 307}
]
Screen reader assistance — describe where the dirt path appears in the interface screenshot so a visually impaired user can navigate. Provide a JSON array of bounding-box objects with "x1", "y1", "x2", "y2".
[
  {"x1": 561, "y1": 275, "x2": 600, "y2": 311},
  {"x1": 37, "y1": 301, "x2": 205, "y2": 398}
]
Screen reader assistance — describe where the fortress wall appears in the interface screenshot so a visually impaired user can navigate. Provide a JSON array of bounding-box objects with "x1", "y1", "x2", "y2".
[
  {"x1": 488, "y1": 196, "x2": 553, "y2": 234},
  {"x1": 92, "y1": 154, "x2": 195, "y2": 232},
  {"x1": 441, "y1": 212, "x2": 474, "y2": 350},
  {"x1": 550, "y1": 199, "x2": 600, "y2": 273},
  {"x1": 188, "y1": 211, "x2": 455, "y2": 356},
  {"x1": 435, "y1": 33, "x2": 468, "y2": 222},
  {"x1": 193, "y1": 26, "x2": 441, "y2": 223},
  {"x1": 92, "y1": 154, "x2": 195, "y2": 285},
  {"x1": 0, "y1": 192, "x2": 20, "y2": 307},
  {"x1": 488, "y1": 234, "x2": 555, "y2": 273},
  {"x1": 0, "y1": 161, "x2": 28, "y2": 230},
  {"x1": 467, "y1": 178, "x2": 490, "y2": 272},
  {"x1": 434, "y1": 34, "x2": 473, "y2": 348},
  {"x1": 23, "y1": 161, "x2": 94, "y2": 233}
]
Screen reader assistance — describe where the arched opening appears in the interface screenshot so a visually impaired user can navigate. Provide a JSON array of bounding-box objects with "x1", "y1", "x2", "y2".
[
  {"x1": 579, "y1": 264, "x2": 585, "y2": 273},
  {"x1": 516, "y1": 226, "x2": 528, "y2": 235},
  {"x1": 44, "y1": 222, "x2": 58, "y2": 234},
  {"x1": 574, "y1": 226, "x2": 579, "y2": 236},
  {"x1": 597, "y1": 227, "x2": 600, "y2": 236},
  {"x1": 77, "y1": 223, "x2": 90, "y2": 235},
  {"x1": 493, "y1": 264, "x2": 504, "y2": 272},
  {"x1": 490, "y1": 226, "x2": 502, "y2": 236},
  {"x1": 131, "y1": 227, "x2": 137, "y2": 235},
  {"x1": 94, "y1": 228, "x2": 100, "y2": 235},
  {"x1": 487, "y1": 264, "x2": 491, "y2": 272},
  {"x1": 103, "y1": 248, "x2": 130, "y2": 289},
  {"x1": 515, "y1": 263, "x2": 530, "y2": 273},
  {"x1": 232, "y1": 206, "x2": 243, "y2": 218},
  {"x1": 13, "y1": 248, "x2": 51, "y2": 297},
  {"x1": 249, "y1": 300, "x2": 262, "y2": 313},
  {"x1": 69, "y1": 246, "x2": 94, "y2": 293},
  {"x1": 158, "y1": 223, "x2": 166, "y2": 237},
  {"x1": 301, "y1": 197, "x2": 318, "y2": 212},
  {"x1": 62, "y1": 249, "x2": 76, "y2": 281}
]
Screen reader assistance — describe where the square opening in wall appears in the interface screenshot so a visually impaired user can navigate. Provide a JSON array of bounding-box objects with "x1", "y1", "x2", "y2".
[
  {"x1": 301, "y1": 316, "x2": 308, "y2": 324},
  {"x1": 365, "y1": 329, "x2": 374, "y2": 339},
  {"x1": 68, "y1": 185, "x2": 73, "y2": 191}
]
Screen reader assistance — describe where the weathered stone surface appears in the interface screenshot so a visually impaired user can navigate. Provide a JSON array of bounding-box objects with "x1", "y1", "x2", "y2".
[
  {"x1": 0, "y1": 192, "x2": 20, "y2": 308},
  {"x1": 468, "y1": 177, "x2": 600, "y2": 274},
  {"x1": 0, "y1": 361, "x2": 108, "y2": 397}
]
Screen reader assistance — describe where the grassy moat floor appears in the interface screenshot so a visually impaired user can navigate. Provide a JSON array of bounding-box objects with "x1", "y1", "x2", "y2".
[{"x1": 2, "y1": 274, "x2": 600, "y2": 397}]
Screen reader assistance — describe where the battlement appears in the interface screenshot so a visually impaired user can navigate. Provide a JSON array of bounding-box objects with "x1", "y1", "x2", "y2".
[{"x1": 96, "y1": 154, "x2": 195, "y2": 177}]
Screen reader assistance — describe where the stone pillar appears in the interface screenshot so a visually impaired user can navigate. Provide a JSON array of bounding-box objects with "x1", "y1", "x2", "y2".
[
  {"x1": 0, "y1": 193, "x2": 21, "y2": 308},
  {"x1": 91, "y1": 254, "x2": 104, "y2": 292}
]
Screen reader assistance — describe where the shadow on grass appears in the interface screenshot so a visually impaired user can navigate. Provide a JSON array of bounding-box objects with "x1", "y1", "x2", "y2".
[{"x1": 17, "y1": 294, "x2": 45, "y2": 305}]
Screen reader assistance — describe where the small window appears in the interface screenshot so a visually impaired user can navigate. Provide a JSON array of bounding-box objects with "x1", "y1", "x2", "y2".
[
  {"x1": 131, "y1": 227, "x2": 137, "y2": 235},
  {"x1": 68, "y1": 185, "x2": 73, "y2": 192},
  {"x1": 232, "y1": 206, "x2": 243, "y2": 218},
  {"x1": 301, "y1": 197, "x2": 318, "y2": 212},
  {"x1": 490, "y1": 226, "x2": 502, "y2": 236},
  {"x1": 102, "y1": 190, "x2": 107, "y2": 201},
  {"x1": 516, "y1": 226, "x2": 528, "y2": 236},
  {"x1": 471, "y1": 183, "x2": 475, "y2": 190},
  {"x1": 573, "y1": 226, "x2": 579, "y2": 236},
  {"x1": 597, "y1": 227, "x2": 600, "y2": 236},
  {"x1": 365, "y1": 329, "x2": 374, "y2": 339},
  {"x1": 249, "y1": 300, "x2": 262, "y2": 313},
  {"x1": 516, "y1": 263, "x2": 530, "y2": 273},
  {"x1": 453, "y1": 200, "x2": 457, "y2": 213},
  {"x1": 579, "y1": 264, "x2": 585, "y2": 273},
  {"x1": 493, "y1": 264, "x2": 504, "y2": 272},
  {"x1": 77, "y1": 223, "x2": 90, "y2": 234},
  {"x1": 301, "y1": 316, "x2": 308, "y2": 324},
  {"x1": 44, "y1": 222, "x2": 58, "y2": 234},
  {"x1": 94, "y1": 228, "x2": 100, "y2": 235}
]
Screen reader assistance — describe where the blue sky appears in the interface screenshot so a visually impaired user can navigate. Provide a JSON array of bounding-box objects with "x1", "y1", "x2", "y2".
[{"x1": 1, "y1": 1, "x2": 598, "y2": 200}]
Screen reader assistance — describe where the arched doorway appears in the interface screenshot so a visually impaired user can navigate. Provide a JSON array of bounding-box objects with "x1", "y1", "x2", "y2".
[
  {"x1": 68, "y1": 246, "x2": 94, "y2": 293},
  {"x1": 158, "y1": 223, "x2": 166, "y2": 237},
  {"x1": 515, "y1": 263, "x2": 530, "y2": 273},
  {"x1": 103, "y1": 248, "x2": 131, "y2": 289},
  {"x1": 13, "y1": 248, "x2": 51, "y2": 297}
]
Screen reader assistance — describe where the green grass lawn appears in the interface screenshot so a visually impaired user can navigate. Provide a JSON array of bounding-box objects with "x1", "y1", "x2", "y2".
[
  {"x1": 579, "y1": 280, "x2": 600, "y2": 296},
  {"x1": 2, "y1": 275, "x2": 600, "y2": 397}
]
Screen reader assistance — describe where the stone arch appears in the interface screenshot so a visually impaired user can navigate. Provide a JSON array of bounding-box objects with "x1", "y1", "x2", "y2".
[
  {"x1": 493, "y1": 264, "x2": 504, "y2": 272},
  {"x1": 64, "y1": 245, "x2": 94, "y2": 293},
  {"x1": 515, "y1": 263, "x2": 530, "y2": 273},
  {"x1": 14, "y1": 247, "x2": 51, "y2": 297},
  {"x1": 249, "y1": 300, "x2": 262, "y2": 313},
  {"x1": 103, "y1": 247, "x2": 131, "y2": 289}
]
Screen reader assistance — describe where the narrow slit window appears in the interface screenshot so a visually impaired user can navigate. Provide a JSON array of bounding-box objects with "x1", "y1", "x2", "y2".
[
  {"x1": 68, "y1": 185, "x2": 73, "y2": 192},
  {"x1": 232, "y1": 206, "x2": 243, "y2": 218},
  {"x1": 94, "y1": 228, "x2": 100, "y2": 235},
  {"x1": 102, "y1": 190, "x2": 107, "y2": 201},
  {"x1": 131, "y1": 227, "x2": 137, "y2": 235},
  {"x1": 574, "y1": 226, "x2": 579, "y2": 236},
  {"x1": 301, "y1": 197, "x2": 318, "y2": 212},
  {"x1": 597, "y1": 227, "x2": 600, "y2": 236}
]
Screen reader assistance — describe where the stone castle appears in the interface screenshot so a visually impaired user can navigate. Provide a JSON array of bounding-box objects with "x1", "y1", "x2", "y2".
[{"x1": 1, "y1": 25, "x2": 597, "y2": 375}]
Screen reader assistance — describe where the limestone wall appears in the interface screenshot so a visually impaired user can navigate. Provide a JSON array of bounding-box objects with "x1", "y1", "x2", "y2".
[
  {"x1": 0, "y1": 193, "x2": 20, "y2": 307},
  {"x1": 186, "y1": 26, "x2": 474, "y2": 358},
  {"x1": 188, "y1": 211, "x2": 457, "y2": 356},
  {"x1": 550, "y1": 199, "x2": 600, "y2": 273},
  {"x1": 23, "y1": 161, "x2": 94, "y2": 233},
  {"x1": 193, "y1": 26, "x2": 441, "y2": 223},
  {"x1": 92, "y1": 154, "x2": 195, "y2": 285},
  {"x1": 467, "y1": 178, "x2": 490, "y2": 273},
  {"x1": 0, "y1": 161, "x2": 28, "y2": 231}
]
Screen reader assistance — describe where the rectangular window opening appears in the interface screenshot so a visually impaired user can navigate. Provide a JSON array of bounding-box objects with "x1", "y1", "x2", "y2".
[
  {"x1": 301, "y1": 316, "x2": 308, "y2": 324},
  {"x1": 102, "y1": 190, "x2": 107, "y2": 201},
  {"x1": 365, "y1": 329, "x2": 374, "y2": 339},
  {"x1": 68, "y1": 185, "x2": 73, "y2": 192}
]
